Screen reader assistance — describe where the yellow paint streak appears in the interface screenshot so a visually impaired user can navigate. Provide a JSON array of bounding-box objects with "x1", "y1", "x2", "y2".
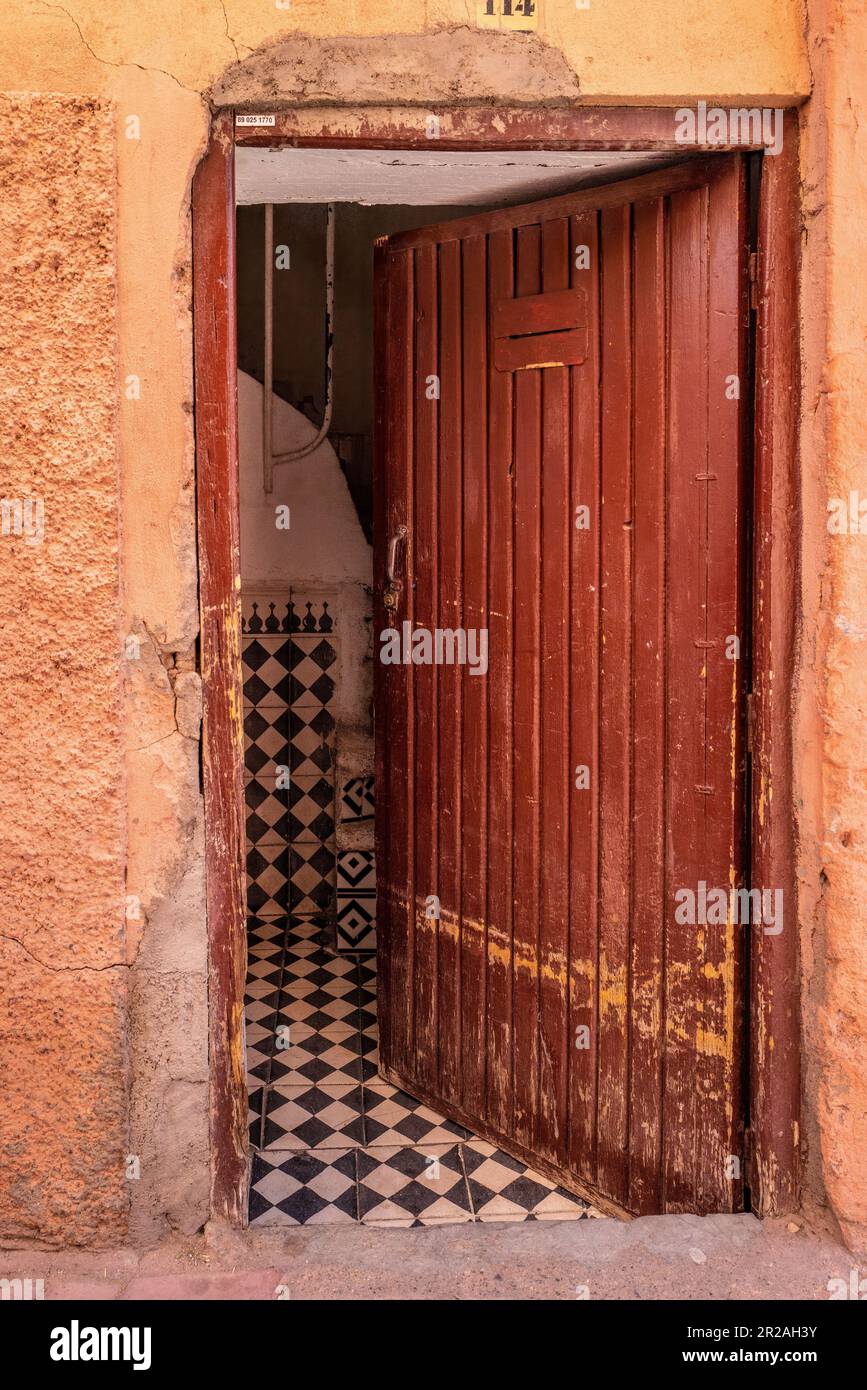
[
  {"x1": 415, "y1": 904, "x2": 570, "y2": 986},
  {"x1": 695, "y1": 1027, "x2": 729, "y2": 1058},
  {"x1": 598, "y1": 953, "x2": 627, "y2": 1018}
]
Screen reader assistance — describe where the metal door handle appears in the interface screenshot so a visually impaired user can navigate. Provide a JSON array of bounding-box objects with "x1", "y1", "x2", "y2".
[{"x1": 384, "y1": 525, "x2": 407, "y2": 611}]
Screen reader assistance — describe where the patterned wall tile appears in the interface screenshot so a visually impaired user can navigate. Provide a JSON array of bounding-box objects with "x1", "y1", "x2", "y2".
[
  {"x1": 244, "y1": 706, "x2": 290, "y2": 776},
  {"x1": 242, "y1": 636, "x2": 296, "y2": 707},
  {"x1": 336, "y1": 849, "x2": 376, "y2": 952},
  {"x1": 245, "y1": 777, "x2": 289, "y2": 846},
  {"x1": 289, "y1": 637, "x2": 337, "y2": 707},
  {"x1": 340, "y1": 775, "x2": 375, "y2": 822},
  {"x1": 289, "y1": 706, "x2": 335, "y2": 776},
  {"x1": 242, "y1": 592, "x2": 339, "y2": 929}
]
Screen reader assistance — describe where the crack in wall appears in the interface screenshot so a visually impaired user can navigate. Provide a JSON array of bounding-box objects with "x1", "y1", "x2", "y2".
[
  {"x1": 37, "y1": 1, "x2": 203, "y2": 94},
  {"x1": 0, "y1": 931, "x2": 129, "y2": 974}
]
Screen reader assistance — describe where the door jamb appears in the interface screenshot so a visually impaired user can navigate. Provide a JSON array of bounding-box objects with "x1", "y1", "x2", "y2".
[
  {"x1": 193, "y1": 103, "x2": 801, "y2": 1224},
  {"x1": 192, "y1": 110, "x2": 248, "y2": 1225}
]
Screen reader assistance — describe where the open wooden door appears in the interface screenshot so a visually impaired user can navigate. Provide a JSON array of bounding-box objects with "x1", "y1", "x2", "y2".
[{"x1": 373, "y1": 156, "x2": 750, "y2": 1216}]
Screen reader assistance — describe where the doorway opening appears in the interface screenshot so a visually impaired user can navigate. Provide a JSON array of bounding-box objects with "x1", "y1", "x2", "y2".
[
  {"x1": 237, "y1": 149, "x2": 676, "y2": 1226},
  {"x1": 193, "y1": 108, "x2": 801, "y2": 1230}
]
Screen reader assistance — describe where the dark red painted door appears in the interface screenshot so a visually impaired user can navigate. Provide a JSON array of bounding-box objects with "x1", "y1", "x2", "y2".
[{"x1": 373, "y1": 156, "x2": 749, "y2": 1215}]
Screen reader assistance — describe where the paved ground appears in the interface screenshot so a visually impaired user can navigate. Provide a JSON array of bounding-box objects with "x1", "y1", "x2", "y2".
[{"x1": 0, "y1": 1207, "x2": 858, "y2": 1300}]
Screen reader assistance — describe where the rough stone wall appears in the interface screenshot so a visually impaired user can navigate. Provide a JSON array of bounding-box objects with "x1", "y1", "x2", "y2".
[{"x1": 0, "y1": 96, "x2": 128, "y2": 1247}]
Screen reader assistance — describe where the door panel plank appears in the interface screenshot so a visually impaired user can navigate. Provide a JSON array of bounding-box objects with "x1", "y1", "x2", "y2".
[
  {"x1": 437, "y1": 239, "x2": 463, "y2": 1099},
  {"x1": 512, "y1": 224, "x2": 543, "y2": 1154},
  {"x1": 629, "y1": 196, "x2": 667, "y2": 1215},
  {"x1": 460, "y1": 233, "x2": 489, "y2": 1119},
  {"x1": 664, "y1": 184, "x2": 710, "y2": 1212},
  {"x1": 485, "y1": 228, "x2": 516, "y2": 1138},
  {"x1": 411, "y1": 243, "x2": 439, "y2": 1096},
  {"x1": 567, "y1": 209, "x2": 602, "y2": 1189},
  {"x1": 375, "y1": 246, "x2": 414, "y2": 1078},
  {"x1": 700, "y1": 158, "x2": 748, "y2": 1211},
  {"x1": 596, "y1": 203, "x2": 633, "y2": 1208},
  {"x1": 537, "y1": 217, "x2": 571, "y2": 1164}
]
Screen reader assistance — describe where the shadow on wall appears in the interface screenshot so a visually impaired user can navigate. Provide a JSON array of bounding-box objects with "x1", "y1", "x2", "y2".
[{"x1": 238, "y1": 369, "x2": 371, "y2": 590}]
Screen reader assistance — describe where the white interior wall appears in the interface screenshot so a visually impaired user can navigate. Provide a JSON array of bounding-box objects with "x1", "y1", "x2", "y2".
[
  {"x1": 238, "y1": 367, "x2": 372, "y2": 734},
  {"x1": 239, "y1": 369, "x2": 371, "y2": 590}
]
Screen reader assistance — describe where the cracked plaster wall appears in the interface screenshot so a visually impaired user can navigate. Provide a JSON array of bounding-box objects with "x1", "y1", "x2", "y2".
[{"x1": 7, "y1": 0, "x2": 863, "y2": 1252}]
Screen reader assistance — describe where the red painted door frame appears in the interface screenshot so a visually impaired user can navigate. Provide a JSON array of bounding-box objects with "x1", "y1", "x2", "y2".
[{"x1": 193, "y1": 105, "x2": 801, "y2": 1224}]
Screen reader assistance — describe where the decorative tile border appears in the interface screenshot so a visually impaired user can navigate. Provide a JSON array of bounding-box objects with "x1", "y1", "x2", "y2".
[
  {"x1": 242, "y1": 595, "x2": 336, "y2": 635},
  {"x1": 339, "y1": 775, "x2": 375, "y2": 822},
  {"x1": 336, "y1": 849, "x2": 376, "y2": 952}
]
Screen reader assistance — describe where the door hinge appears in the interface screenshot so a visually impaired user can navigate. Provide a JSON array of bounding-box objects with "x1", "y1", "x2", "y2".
[
  {"x1": 746, "y1": 691, "x2": 755, "y2": 754},
  {"x1": 748, "y1": 251, "x2": 759, "y2": 310}
]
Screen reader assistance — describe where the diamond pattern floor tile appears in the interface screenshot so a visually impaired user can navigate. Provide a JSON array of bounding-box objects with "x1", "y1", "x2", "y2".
[
  {"x1": 269, "y1": 1025, "x2": 368, "y2": 1087},
  {"x1": 356, "y1": 1144, "x2": 473, "y2": 1227},
  {"x1": 461, "y1": 1140, "x2": 592, "y2": 1222},
  {"x1": 262, "y1": 1083, "x2": 366, "y2": 1150},
  {"x1": 244, "y1": 916, "x2": 608, "y2": 1225},
  {"x1": 362, "y1": 1082, "x2": 472, "y2": 1148},
  {"x1": 249, "y1": 1148, "x2": 357, "y2": 1227}
]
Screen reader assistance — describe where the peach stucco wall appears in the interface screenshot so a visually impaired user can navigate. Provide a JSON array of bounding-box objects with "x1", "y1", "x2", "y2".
[
  {"x1": 798, "y1": 0, "x2": 867, "y2": 1255},
  {"x1": 0, "y1": 95, "x2": 128, "y2": 1246},
  {"x1": 1, "y1": 0, "x2": 864, "y2": 1252}
]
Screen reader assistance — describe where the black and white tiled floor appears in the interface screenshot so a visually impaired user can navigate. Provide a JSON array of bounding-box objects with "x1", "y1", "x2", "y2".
[{"x1": 246, "y1": 917, "x2": 605, "y2": 1228}]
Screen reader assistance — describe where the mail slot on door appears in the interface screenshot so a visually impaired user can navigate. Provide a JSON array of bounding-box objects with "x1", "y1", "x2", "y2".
[{"x1": 493, "y1": 285, "x2": 589, "y2": 371}]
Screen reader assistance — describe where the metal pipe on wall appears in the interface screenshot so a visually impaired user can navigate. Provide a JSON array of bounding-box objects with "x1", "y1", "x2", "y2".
[
  {"x1": 263, "y1": 202, "x2": 336, "y2": 493},
  {"x1": 263, "y1": 202, "x2": 274, "y2": 493}
]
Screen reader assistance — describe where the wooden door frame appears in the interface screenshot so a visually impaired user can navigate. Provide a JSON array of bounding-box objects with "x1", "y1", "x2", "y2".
[{"x1": 193, "y1": 104, "x2": 801, "y2": 1225}]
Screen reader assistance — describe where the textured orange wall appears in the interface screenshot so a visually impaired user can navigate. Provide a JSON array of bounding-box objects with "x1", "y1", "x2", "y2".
[
  {"x1": 798, "y1": 0, "x2": 867, "y2": 1256},
  {"x1": 0, "y1": 97, "x2": 128, "y2": 1245}
]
